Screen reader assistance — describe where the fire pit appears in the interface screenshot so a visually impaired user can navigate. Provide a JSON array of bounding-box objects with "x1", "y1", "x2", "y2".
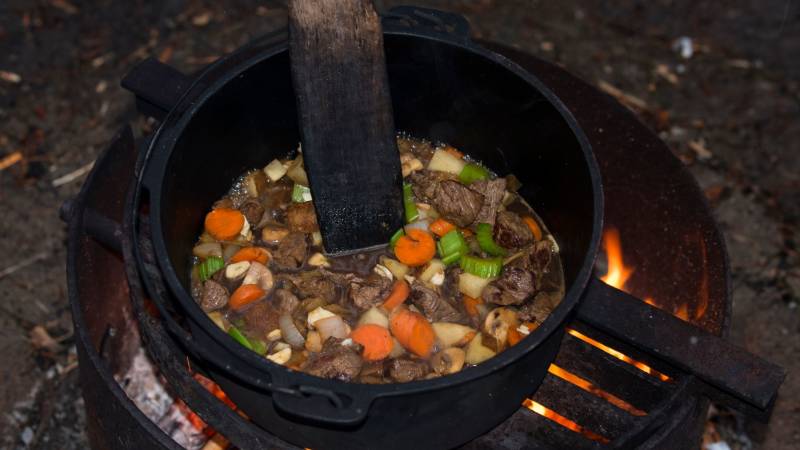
[{"x1": 64, "y1": 12, "x2": 782, "y2": 450}]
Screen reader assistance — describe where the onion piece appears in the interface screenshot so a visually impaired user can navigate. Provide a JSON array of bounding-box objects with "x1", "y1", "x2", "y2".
[
  {"x1": 314, "y1": 316, "x2": 350, "y2": 342},
  {"x1": 404, "y1": 220, "x2": 430, "y2": 234},
  {"x1": 279, "y1": 314, "x2": 306, "y2": 348}
]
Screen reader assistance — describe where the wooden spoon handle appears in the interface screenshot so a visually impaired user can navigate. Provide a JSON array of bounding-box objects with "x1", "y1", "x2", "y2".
[{"x1": 289, "y1": 0, "x2": 404, "y2": 254}]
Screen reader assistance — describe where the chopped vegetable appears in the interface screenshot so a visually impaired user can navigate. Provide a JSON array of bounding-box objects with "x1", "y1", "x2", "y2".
[
  {"x1": 307, "y1": 306, "x2": 336, "y2": 327},
  {"x1": 427, "y1": 148, "x2": 466, "y2": 175},
  {"x1": 286, "y1": 155, "x2": 309, "y2": 186},
  {"x1": 263, "y1": 159, "x2": 288, "y2": 181},
  {"x1": 279, "y1": 314, "x2": 306, "y2": 348},
  {"x1": 458, "y1": 272, "x2": 494, "y2": 298},
  {"x1": 267, "y1": 347, "x2": 292, "y2": 365},
  {"x1": 229, "y1": 284, "x2": 266, "y2": 310},
  {"x1": 394, "y1": 229, "x2": 436, "y2": 267},
  {"x1": 382, "y1": 279, "x2": 410, "y2": 311},
  {"x1": 230, "y1": 246, "x2": 270, "y2": 265},
  {"x1": 305, "y1": 331, "x2": 323, "y2": 353},
  {"x1": 403, "y1": 183, "x2": 419, "y2": 223},
  {"x1": 442, "y1": 145, "x2": 464, "y2": 159},
  {"x1": 483, "y1": 307, "x2": 520, "y2": 351},
  {"x1": 438, "y1": 230, "x2": 468, "y2": 264},
  {"x1": 291, "y1": 183, "x2": 312, "y2": 203},
  {"x1": 432, "y1": 322, "x2": 476, "y2": 348},
  {"x1": 350, "y1": 324, "x2": 393, "y2": 361},
  {"x1": 389, "y1": 308, "x2": 435, "y2": 358},
  {"x1": 225, "y1": 261, "x2": 251, "y2": 280},
  {"x1": 241, "y1": 262, "x2": 274, "y2": 292},
  {"x1": 373, "y1": 264, "x2": 393, "y2": 280},
  {"x1": 266, "y1": 329, "x2": 282, "y2": 341},
  {"x1": 311, "y1": 231, "x2": 323, "y2": 246},
  {"x1": 358, "y1": 307, "x2": 390, "y2": 328},
  {"x1": 261, "y1": 226, "x2": 290, "y2": 244},
  {"x1": 315, "y1": 315, "x2": 350, "y2": 341},
  {"x1": 507, "y1": 327, "x2": 524, "y2": 346},
  {"x1": 458, "y1": 163, "x2": 490, "y2": 184},
  {"x1": 463, "y1": 295, "x2": 484, "y2": 317},
  {"x1": 460, "y1": 255, "x2": 503, "y2": 278},
  {"x1": 419, "y1": 259, "x2": 446, "y2": 287},
  {"x1": 431, "y1": 347, "x2": 466, "y2": 375},
  {"x1": 429, "y1": 218, "x2": 456, "y2": 237},
  {"x1": 389, "y1": 337, "x2": 405, "y2": 358},
  {"x1": 465, "y1": 333, "x2": 496, "y2": 364},
  {"x1": 522, "y1": 216, "x2": 543, "y2": 241},
  {"x1": 404, "y1": 219, "x2": 430, "y2": 234},
  {"x1": 250, "y1": 339, "x2": 267, "y2": 355},
  {"x1": 193, "y1": 242, "x2": 223, "y2": 259},
  {"x1": 307, "y1": 252, "x2": 330, "y2": 267},
  {"x1": 204, "y1": 208, "x2": 245, "y2": 241},
  {"x1": 197, "y1": 256, "x2": 224, "y2": 282},
  {"x1": 380, "y1": 257, "x2": 409, "y2": 280},
  {"x1": 389, "y1": 228, "x2": 405, "y2": 249},
  {"x1": 228, "y1": 326, "x2": 253, "y2": 350},
  {"x1": 476, "y1": 223, "x2": 508, "y2": 256}
]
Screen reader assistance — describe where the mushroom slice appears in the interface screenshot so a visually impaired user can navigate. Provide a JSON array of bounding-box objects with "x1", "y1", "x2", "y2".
[
  {"x1": 242, "y1": 261, "x2": 274, "y2": 292},
  {"x1": 267, "y1": 347, "x2": 292, "y2": 365},
  {"x1": 431, "y1": 347, "x2": 466, "y2": 375},
  {"x1": 225, "y1": 261, "x2": 251, "y2": 280},
  {"x1": 483, "y1": 307, "x2": 520, "y2": 351}
]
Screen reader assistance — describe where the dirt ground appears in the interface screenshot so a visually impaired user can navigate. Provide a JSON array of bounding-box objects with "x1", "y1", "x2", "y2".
[{"x1": 0, "y1": 1, "x2": 797, "y2": 449}]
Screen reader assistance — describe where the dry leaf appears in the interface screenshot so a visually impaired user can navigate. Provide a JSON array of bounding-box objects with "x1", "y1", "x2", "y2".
[
  {"x1": 0, "y1": 70, "x2": 21, "y2": 83},
  {"x1": 30, "y1": 325, "x2": 61, "y2": 353},
  {"x1": 192, "y1": 12, "x2": 212, "y2": 27}
]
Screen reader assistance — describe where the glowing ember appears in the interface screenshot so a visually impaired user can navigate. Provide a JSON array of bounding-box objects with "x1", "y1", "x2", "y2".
[
  {"x1": 567, "y1": 328, "x2": 670, "y2": 382},
  {"x1": 523, "y1": 399, "x2": 609, "y2": 443},
  {"x1": 547, "y1": 364, "x2": 646, "y2": 416}
]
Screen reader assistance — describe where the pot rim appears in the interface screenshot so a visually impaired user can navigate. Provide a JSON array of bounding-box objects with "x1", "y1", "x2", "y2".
[{"x1": 136, "y1": 28, "x2": 603, "y2": 398}]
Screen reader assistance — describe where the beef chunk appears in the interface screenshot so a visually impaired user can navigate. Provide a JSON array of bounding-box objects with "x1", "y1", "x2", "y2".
[
  {"x1": 494, "y1": 211, "x2": 534, "y2": 248},
  {"x1": 301, "y1": 338, "x2": 363, "y2": 381},
  {"x1": 359, "y1": 360, "x2": 389, "y2": 384},
  {"x1": 433, "y1": 180, "x2": 484, "y2": 227},
  {"x1": 286, "y1": 202, "x2": 319, "y2": 233},
  {"x1": 397, "y1": 136, "x2": 435, "y2": 165},
  {"x1": 279, "y1": 270, "x2": 340, "y2": 304},
  {"x1": 239, "y1": 199, "x2": 265, "y2": 225},
  {"x1": 507, "y1": 239, "x2": 555, "y2": 278},
  {"x1": 389, "y1": 358, "x2": 430, "y2": 383},
  {"x1": 241, "y1": 301, "x2": 280, "y2": 336},
  {"x1": 517, "y1": 292, "x2": 558, "y2": 325},
  {"x1": 347, "y1": 274, "x2": 392, "y2": 310},
  {"x1": 272, "y1": 232, "x2": 308, "y2": 269},
  {"x1": 470, "y1": 178, "x2": 506, "y2": 226},
  {"x1": 408, "y1": 170, "x2": 457, "y2": 203},
  {"x1": 482, "y1": 267, "x2": 536, "y2": 306},
  {"x1": 274, "y1": 288, "x2": 300, "y2": 315},
  {"x1": 260, "y1": 178, "x2": 293, "y2": 211},
  {"x1": 200, "y1": 280, "x2": 229, "y2": 312},
  {"x1": 410, "y1": 282, "x2": 466, "y2": 323}
]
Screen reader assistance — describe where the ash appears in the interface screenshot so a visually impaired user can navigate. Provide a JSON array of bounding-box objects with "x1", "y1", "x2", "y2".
[{"x1": 115, "y1": 349, "x2": 209, "y2": 450}]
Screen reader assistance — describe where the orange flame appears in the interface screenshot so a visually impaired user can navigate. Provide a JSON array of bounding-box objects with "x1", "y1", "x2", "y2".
[
  {"x1": 523, "y1": 399, "x2": 610, "y2": 443},
  {"x1": 600, "y1": 228, "x2": 634, "y2": 288}
]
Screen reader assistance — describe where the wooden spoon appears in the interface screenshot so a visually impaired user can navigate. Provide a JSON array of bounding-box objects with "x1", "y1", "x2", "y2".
[{"x1": 289, "y1": 0, "x2": 404, "y2": 255}]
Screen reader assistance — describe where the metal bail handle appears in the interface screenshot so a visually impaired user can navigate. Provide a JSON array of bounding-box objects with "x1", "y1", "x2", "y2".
[
  {"x1": 576, "y1": 277, "x2": 785, "y2": 420},
  {"x1": 121, "y1": 57, "x2": 191, "y2": 121},
  {"x1": 383, "y1": 6, "x2": 472, "y2": 43},
  {"x1": 272, "y1": 384, "x2": 374, "y2": 427}
]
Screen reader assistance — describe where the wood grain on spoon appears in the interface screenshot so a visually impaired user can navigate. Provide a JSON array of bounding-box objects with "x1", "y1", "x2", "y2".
[{"x1": 288, "y1": 0, "x2": 404, "y2": 255}]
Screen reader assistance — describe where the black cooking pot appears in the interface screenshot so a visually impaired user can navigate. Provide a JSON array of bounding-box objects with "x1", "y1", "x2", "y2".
[{"x1": 121, "y1": 7, "x2": 783, "y2": 450}]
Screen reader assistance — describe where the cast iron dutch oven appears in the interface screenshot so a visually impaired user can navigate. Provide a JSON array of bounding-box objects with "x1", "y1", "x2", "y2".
[{"x1": 122, "y1": 7, "x2": 783, "y2": 450}]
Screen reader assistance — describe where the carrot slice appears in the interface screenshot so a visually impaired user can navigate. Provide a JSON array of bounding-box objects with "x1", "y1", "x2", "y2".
[
  {"x1": 443, "y1": 145, "x2": 464, "y2": 159},
  {"x1": 429, "y1": 218, "x2": 456, "y2": 237},
  {"x1": 229, "y1": 284, "x2": 265, "y2": 310},
  {"x1": 230, "y1": 246, "x2": 270, "y2": 265},
  {"x1": 394, "y1": 229, "x2": 436, "y2": 267},
  {"x1": 522, "y1": 216, "x2": 543, "y2": 241},
  {"x1": 507, "y1": 327, "x2": 524, "y2": 346},
  {"x1": 350, "y1": 324, "x2": 393, "y2": 361},
  {"x1": 463, "y1": 295, "x2": 484, "y2": 317},
  {"x1": 389, "y1": 308, "x2": 435, "y2": 358},
  {"x1": 382, "y1": 279, "x2": 410, "y2": 311},
  {"x1": 205, "y1": 208, "x2": 245, "y2": 241}
]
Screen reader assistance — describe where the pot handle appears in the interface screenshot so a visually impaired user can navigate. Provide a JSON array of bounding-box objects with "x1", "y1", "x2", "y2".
[
  {"x1": 121, "y1": 57, "x2": 191, "y2": 121},
  {"x1": 383, "y1": 6, "x2": 471, "y2": 44},
  {"x1": 271, "y1": 384, "x2": 374, "y2": 427},
  {"x1": 576, "y1": 277, "x2": 785, "y2": 420}
]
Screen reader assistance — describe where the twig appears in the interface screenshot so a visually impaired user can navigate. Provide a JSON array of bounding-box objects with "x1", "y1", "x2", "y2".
[
  {"x1": 0, "y1": 151, "x2": 22, "y2": 170},
  {"x1": 52, "y1": 161, "x2": 94, "y2": 187},
  {"x1": 0, "y1": 251, "x2": 48, "y2": 279},
  {"x1": 597, "y1": 80, "x2": 649, "y2": 111}
]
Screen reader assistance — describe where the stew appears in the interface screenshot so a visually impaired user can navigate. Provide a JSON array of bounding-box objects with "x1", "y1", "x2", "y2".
[{"x1": 189, "y1": 135, "x2": 564, "y2": 383}]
